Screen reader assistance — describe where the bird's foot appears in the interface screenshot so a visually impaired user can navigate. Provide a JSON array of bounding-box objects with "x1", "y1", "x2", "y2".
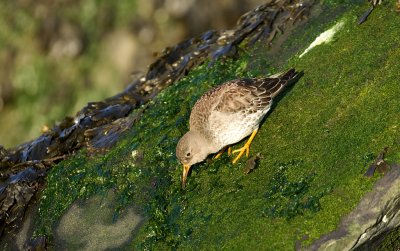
[
  {"x1": 231, "y1": 128, "x2": 259, "y2": 164},
  {"x1": 213, "y1": 146, "x2": 232, "y2": 159},
  {"x1": 232, "y1": 144, "x2": 250, "y2": 164}
]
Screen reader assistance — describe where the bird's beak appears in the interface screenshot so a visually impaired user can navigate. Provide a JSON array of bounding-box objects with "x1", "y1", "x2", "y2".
[{"x1": 182, "y1": 164, "x2": 191, "y2": 189}]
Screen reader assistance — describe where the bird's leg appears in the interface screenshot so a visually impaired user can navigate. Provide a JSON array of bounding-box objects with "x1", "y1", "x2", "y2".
[
  {"x1": 228, "y1": 146, "x2": 232, "y2": 156},
  {"x1": 213, "y1": 146, "x2": 232, "y2": 159},
  {"x1": 232, "y1": 128, "x2": 258, "y2": 164}
]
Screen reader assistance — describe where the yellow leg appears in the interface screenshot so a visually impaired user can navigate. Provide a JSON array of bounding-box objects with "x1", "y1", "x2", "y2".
[
  {"x1": 232, "y1": 128, "x2": 259, "y2": 164},
  {"x1": 214, "y1": 146, "x2": 232, "y2": 159}
]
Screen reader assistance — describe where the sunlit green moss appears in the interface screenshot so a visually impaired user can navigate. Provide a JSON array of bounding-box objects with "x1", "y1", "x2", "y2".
[{"x1": 34, "y1": 2, "x2": 400, "y2": 250}]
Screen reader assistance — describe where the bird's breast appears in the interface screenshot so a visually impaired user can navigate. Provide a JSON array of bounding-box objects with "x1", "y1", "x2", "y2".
[{"x1": 208, "y1": 107, "x2": 269, "y2": 148}]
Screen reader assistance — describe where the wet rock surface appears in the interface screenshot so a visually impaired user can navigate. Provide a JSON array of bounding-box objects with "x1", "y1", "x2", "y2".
[{"x1": 0, "y1": 0, "x2": 312, "y2": 241}]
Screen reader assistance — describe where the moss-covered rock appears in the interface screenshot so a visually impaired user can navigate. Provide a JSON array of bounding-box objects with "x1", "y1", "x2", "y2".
[{"x1": 26, "y1": 2, "x2": 400, "y2": 250}]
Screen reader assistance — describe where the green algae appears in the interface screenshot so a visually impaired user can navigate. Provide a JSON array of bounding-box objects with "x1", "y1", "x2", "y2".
[
  {"x1": 261, "y1": 161, "x2": 330, "y2": 219},
  {"x1": 33, "y1": 2, "x2": 400, "y2": 250}
]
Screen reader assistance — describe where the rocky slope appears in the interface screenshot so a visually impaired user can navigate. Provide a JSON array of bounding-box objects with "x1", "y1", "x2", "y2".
[{"x1": 2, "y1": 1, "x2": 400, "y2": 250}]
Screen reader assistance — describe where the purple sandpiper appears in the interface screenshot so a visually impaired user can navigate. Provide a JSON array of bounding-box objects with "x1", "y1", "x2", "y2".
[{"x1": 176, "y1": 68, "x2": 300, "y2": 187}]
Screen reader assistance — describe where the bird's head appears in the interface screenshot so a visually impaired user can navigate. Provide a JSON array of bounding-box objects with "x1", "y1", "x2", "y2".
[{"x1": 176, "y1": 131, "x2": 211, "y2": 188}]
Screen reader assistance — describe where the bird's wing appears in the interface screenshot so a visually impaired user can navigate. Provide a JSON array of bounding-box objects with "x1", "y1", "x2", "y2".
[
  {"x1": 214, "y1": 79, "x2": 272, "y2": 114},
  {"x1": 215, "y1": 68, "x2": 298, "y2": 114}
]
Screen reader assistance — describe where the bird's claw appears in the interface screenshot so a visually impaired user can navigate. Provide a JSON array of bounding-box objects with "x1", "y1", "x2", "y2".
[
  {"x1": 232, "y1": 144, "x2": 250, "y2": 164},
  {"x1": 231, "y1": 129, "x2": 258, "y2": 164}
]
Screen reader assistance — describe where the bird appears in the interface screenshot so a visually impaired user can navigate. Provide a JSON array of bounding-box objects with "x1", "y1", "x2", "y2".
[{"x1": 176, "y1": 68, "x2": 300, "y2": 188}]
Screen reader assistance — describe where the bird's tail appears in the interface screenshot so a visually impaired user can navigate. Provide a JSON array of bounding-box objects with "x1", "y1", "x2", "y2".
[{"x1": 264, "y1": 68, "x2": 301, "y2": 98}]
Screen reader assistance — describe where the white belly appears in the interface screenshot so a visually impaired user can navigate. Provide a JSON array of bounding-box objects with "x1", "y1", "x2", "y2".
[{"x1": 208, "y1": 109, "x2": 269, "y2": 149}]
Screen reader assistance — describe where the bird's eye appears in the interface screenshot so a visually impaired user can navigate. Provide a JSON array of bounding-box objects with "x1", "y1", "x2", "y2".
[{"x1": 186, "y1": 152, "x2": 191, "y2": 157}]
